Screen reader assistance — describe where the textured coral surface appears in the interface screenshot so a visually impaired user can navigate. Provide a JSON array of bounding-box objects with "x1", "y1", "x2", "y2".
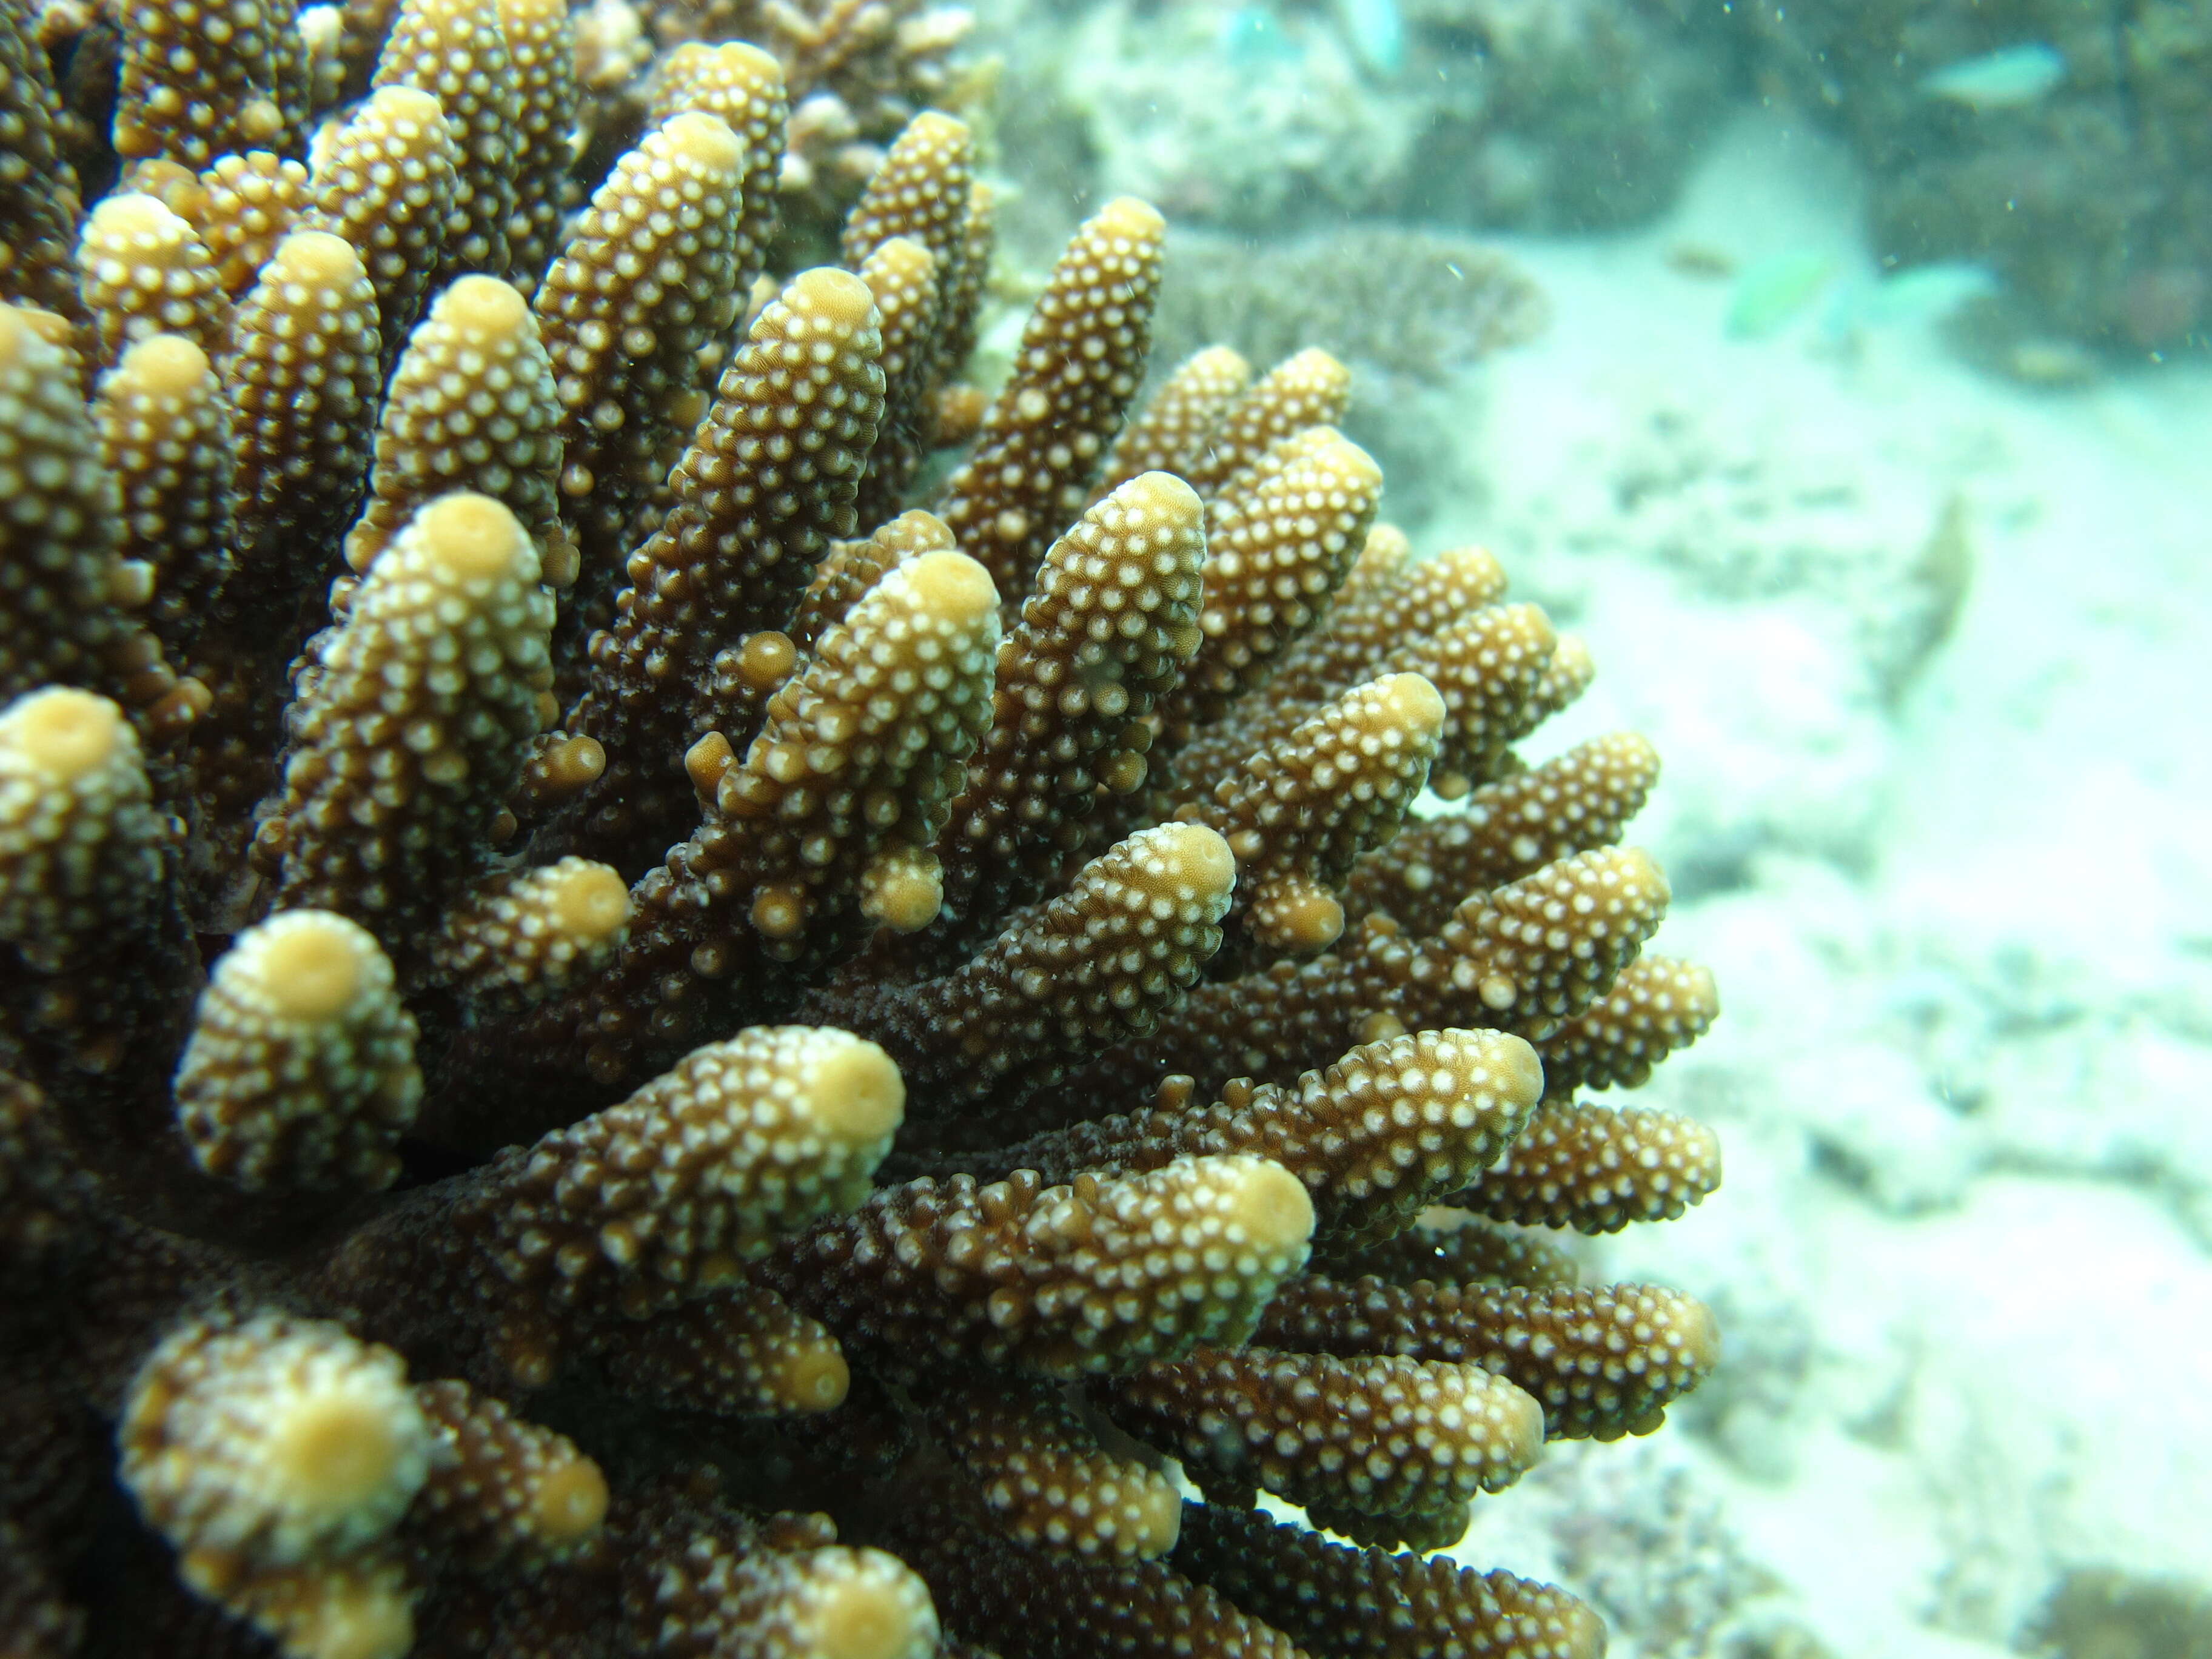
[{"x1": 0, "y1": 2, "x2": 1724, "y2": 1656}]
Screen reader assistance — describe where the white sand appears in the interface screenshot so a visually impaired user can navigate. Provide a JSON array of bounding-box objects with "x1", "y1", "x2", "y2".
[{"x1": 1433, "y1": 108, "x2": 2212, "y2": 1656}]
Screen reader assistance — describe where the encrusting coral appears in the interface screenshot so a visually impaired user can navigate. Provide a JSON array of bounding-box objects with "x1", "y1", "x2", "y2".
[{"x1": 0, "y1": 1, "x2": 1724, "y2": 1655}]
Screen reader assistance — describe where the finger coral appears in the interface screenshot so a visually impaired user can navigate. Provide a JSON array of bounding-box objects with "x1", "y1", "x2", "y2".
[{"x1": 0, "y1": 7, "x2": 1724, "y2": 1658}]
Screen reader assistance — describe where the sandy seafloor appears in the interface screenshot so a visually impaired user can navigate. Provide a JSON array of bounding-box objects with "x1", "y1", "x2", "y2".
[{"x1": 1294, "y1": 108, "x2": 2212, "y2": 1658}]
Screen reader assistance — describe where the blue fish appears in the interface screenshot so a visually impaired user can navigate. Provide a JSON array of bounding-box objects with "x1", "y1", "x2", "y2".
[
  {"x1": 1336, "y1": 0, "x2": 1406, "y2": 76},
  {"x1": 1919, "y1": 43, "x2": 2066, "y2": 110},
  {"x1": 1725, "y1": 251, "x2": 1838, "y2": 339}
]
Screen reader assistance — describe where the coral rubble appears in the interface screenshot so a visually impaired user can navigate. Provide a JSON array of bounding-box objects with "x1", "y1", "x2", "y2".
[
  {"x1": 1152, "y1": 226, "x2": 1549, "y2": 389},
  {"x1": 0, "y1": 1, "x2": 1724, "y2": 1655}
]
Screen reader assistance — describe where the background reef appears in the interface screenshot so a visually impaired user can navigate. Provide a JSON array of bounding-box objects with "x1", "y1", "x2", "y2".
[
  {"x1": 0, "y1": 1, "x2": 1733, "y2": 1657},
  {"x1": 976, "y1": 0, "x2": 2212, "y2": 357}
]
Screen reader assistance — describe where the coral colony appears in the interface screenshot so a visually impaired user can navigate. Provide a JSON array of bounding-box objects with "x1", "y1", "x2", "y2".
[{"x1": 0, "y1": 1, "x2": 1723, "y2": 1655}]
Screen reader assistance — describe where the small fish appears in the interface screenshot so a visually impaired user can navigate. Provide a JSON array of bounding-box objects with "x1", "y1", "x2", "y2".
[
  {"x1": 1336, "y1": 0, "x2": 1406, "y2": 76},
  {"x1": 1919, "y1": 43, "x2": 2066, "y2": 110},
  {"x1": 1724, "y1": 250, "x2": 1837, "y2": 339},
  {"x1": 1666, "y1": 241, "x2": 1738, "y2": 281},
  {"x1": 2001, "y1": 337, "x2": 2101, "y2": 387}
]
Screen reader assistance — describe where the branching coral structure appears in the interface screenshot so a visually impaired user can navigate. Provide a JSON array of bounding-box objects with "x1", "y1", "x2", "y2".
[{"x1": 0, "y1": 4, "x2": 1724, "y2": 1657}]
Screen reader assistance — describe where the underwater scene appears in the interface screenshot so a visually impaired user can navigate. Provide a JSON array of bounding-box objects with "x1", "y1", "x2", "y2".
[{"x1": 1, "y1": 0, "x2": 2207, "y2": 1655}]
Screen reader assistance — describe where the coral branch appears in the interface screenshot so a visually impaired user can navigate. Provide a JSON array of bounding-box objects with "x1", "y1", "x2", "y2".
[{"x1": 0, "y1": 40, "x2": 1726, "y2": 1654}]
